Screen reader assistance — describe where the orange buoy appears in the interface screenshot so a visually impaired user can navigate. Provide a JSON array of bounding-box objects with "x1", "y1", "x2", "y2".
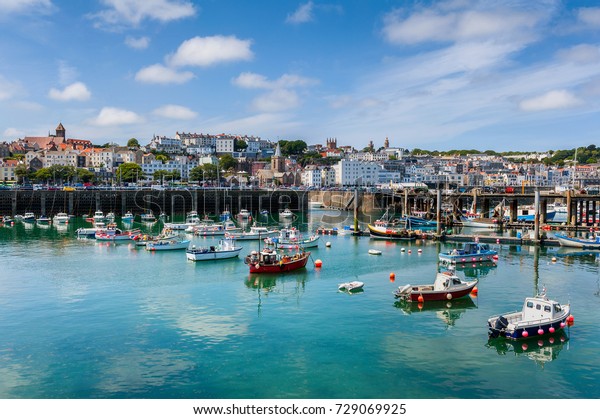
[
  {"x1": 567, "y1": 314, "x2": 575, "y2": 324},
  {"x1": 314, "y1": 259, "x2": 322, "y2": 268},
  {"x1": 471, "y1": 286, "x2": 478, "y2": 296},
  {"x1": 417, "y1": 295, "x2": 424, "y2": 303},
  {"x1": 389, "y1": 272, "x2": 396, "y2": 281}
]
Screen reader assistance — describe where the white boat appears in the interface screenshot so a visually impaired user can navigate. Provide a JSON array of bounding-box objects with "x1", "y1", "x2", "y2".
[
  {"x1": 105, "y1": 212, "x2": 116, "y2": 222},
  {"x1": 95, "y1": 224, "x2": 139, "y2": 241},
  {"x1": 279, "y1": 208, "x2": 294, "y2": 218},
  {"x1": 53, "y1": 212, "x2": 70, "y2": 224},
  {"x1": 488, "y1": 290, "x2": 573, "y2": 340},
  {"x1": 93, "y1": 210, "x2": 105, "y2": 224},
  {"x1": 461, "y1": 217, "x2": 502, "y2": 228},
  {"x1": 2, "y1": 215, "x2": 14, "y2": 225},
  {"x1": 76, "y1": 227, "x2": 104, "y2": 238},
  {"x1": 186, "y1": 238, "x2": 243, "y2": 261},
  {"x1": 140, "y1": 211, "x2": 156, "y2": 222},
  {"x1": 122, "y1": 211, "x2": 134, "y2": 222},
  {"x1": 228, "y1": 225, "x2": 278, "y2": 241},
  {"x1": 264, "y1": 228, "x2": 320, "y2": 249},
  {"x1": 36, "y1": 215, "x2": 51, "y2": 224},
  {"x1": 145, "y1": 238, "x2": 190, "y2": 251},
  {"x1": 237, "y1": 209, "x2": 252, "y2": 221},
  {"x1": 368, "y1": 249, "x2": 382, "y2": 255},
  {"x1": 165, "y1": 210, "x2": 202, "y2": 230},
  {"x1": 554, "y1": 233, "x2": 600, "y2": 249},
  {"x1": 338, "y1": 281, "x2": 364, "y2": 293},
  {"x1": 22, "y1": 212, "x2": 36, "y2": 223}
]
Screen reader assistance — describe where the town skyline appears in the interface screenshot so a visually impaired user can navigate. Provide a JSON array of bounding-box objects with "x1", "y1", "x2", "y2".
[{"x1": 2, "y1": 1, "x2": 600, "y2": 151}]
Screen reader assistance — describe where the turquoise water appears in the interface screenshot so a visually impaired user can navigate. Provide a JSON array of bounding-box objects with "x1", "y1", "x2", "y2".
[{"x1": 1, "y1": 213, "x2": 599, "y2": 399}]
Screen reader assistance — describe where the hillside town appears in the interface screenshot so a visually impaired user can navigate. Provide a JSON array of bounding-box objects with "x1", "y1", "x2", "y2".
[{"x1": 0, "y1": 122, "x2": 598, "y2": 192}]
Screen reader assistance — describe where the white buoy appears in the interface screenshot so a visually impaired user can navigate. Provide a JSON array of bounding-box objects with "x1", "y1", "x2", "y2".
[
  {"x1": 401, "y1": 248, "x2": 406, "y2": 252},
  {"x1": 326, "y1": 241, "x2": 331, "y2": 247}
]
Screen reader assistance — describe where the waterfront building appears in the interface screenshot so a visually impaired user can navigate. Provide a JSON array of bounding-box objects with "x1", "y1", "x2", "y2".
[{"x1": 334, "y1": 159, "x2": 381, "y2": 187}]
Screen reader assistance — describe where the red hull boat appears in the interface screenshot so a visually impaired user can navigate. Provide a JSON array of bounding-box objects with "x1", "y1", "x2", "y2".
[{"x1": 245, "y1": 248, "x2": 311, "y2": 273}]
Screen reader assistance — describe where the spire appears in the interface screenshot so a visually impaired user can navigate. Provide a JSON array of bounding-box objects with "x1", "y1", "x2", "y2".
[{"x1": 274, "y1": 142, "x2": 282, "y2": 157}]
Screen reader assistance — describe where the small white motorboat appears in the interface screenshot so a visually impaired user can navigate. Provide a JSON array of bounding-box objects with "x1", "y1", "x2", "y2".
[
  {"x1": 368, "y1": 249, "x2": 382, "y2": 255},
  {"x1": 338, "y1": 281, "x2": 364, "y2": 293}
]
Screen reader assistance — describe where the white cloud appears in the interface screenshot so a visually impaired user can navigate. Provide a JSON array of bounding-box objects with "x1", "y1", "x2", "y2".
[
  {"x1": 168, "y1": 35, "x2": 253, "y2": 67},
  {"x1": 0, "y1": 75, "x2": 19, "y2": 100},
  {"x1": 286, "y1": 1, "x2": 314, "y2": 24},
  {"x1": 48, "y1": 82, "x2": 91, "y2": 101},
  {"x1": 90, "y1": 107, "x2": 143, "y2": 126},
  {"x1": 152, "y1": 104, "x2": 197, "y2": 119},
  {"x1": 578, "y1": 7, "x2": 600, "y2": 27},
  {"x1": 519, "y1": 90, "x2": 583, "y2": 111},
  {"x1": 135, "y1": 64, "x2": 194, "y2": 84},
  {"x1": 556, "y1": 44, "x2": 600, "y2": 65},
  {"x1": 0, "y1": 0, "x2": 53, "y2": 14},
  {"x1": 57, "y1": 61, "x2": 79, "y2": 86},
  {"x1": 92, "y1": 0, "x2": 196, "y2": 27},
  {"x1": 251, "y1": 89, "x2": 300, "y2": 113},
  {"x1": 382, "y1": 5, "x2": 539, "y2": 45},
  {"x1": 3, "y1": 127, "x2": 25, "y2": 138},
  {"x1": 125, "y1": 36, "x2": 150, "y2": 49},
  {"x1": 233, "y1": 72, "x2": 318, "y2": 89}
]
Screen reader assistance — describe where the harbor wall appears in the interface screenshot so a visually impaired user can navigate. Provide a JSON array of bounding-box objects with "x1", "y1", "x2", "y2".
[{"x1": 0, "y1": 189, "x2": 308, "y2": 219}]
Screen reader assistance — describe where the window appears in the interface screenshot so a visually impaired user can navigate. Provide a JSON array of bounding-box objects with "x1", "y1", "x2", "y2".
[
  {"x1": 544, "y1": 305, "x2": 551, "y2": 312},
  {"x1": 536, "y1": 304, "x2": 541, "y2": 310}
]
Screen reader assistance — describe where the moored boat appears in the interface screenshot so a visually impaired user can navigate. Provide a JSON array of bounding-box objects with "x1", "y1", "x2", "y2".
[
  {"x1": 264, "y1": 228, "x2": 320, "y2": 249},
  {"x1": 244, "y1": 248, "x2": 311, "y2": 273},
  {"x1": 186, "y1": 237, "x2": 243, "y2": 261},
  {"x1": 145, "y1": 238, "x2": 190, "y2": 251},
  {"x1": 367, "y1": 223, "x2": 417, "y2": 240},
  {"x1": 53, "y1": 212, "x2": 70, "y2": 224},
  {"x1": 487, "y1": 291, "x2": 573, "y2": 340},
  {"x1": 93, "y1": 210, "x2": 105, "y2": 224},
  {"x1": 140, "y1": 211, "x2": 156, "y2": 223},
  {"x1": 228, "y1": 225, "x2": 278, "y2": 241},
  {"x1": 122, "y1": 211, "x2": 134, "y2": 222},
  {"x1": 554, "y1": 233, "x2": 600, "y2": 249},
  {"x1": 279, "y1": 208, "x2": 294, "y2": 219},
  {"x1": 439, "y1": 242, "x2": 498, "y2": 264},
  {"x1": 394, "y1": 269, "x2": 478, "y2": 302},
  {"x1": 95, "y1": 224, "x2": 139, "y2": 241},
  {"x1": 22, "y1": 212, "x2": 36, "y2": 223},
  {"x1": 338, "y1": 281, "x2": 364, "y2": 293}
]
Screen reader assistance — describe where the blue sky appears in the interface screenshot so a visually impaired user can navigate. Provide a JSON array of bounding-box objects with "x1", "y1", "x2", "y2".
[{"x1": 1, "y1": 0, "x2": 600, "y2": 151}]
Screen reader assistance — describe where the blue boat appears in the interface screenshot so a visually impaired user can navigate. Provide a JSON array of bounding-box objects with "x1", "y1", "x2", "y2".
[
  {"x1": 554, "y1": 233, "x2": 600, "y2": 249},
  {"x1": 439, "y1": 242, "x2": 497, "y2": 264}
]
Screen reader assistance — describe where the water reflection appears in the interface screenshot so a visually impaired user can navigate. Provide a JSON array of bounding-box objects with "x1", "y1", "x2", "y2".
[
  {"x1": 448, "y1": 260, "x2": 497, "y2": 278},
  {"x1": 486, "y1": 332, "x2": 570, "y2": 367},
  {"x1": 394, "y1": 297, "x2": 477, "y2": 327}
]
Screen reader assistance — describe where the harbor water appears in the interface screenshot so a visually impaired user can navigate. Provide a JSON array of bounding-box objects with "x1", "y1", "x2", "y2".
[{"x1": 1, "y1": 211, "x2": 599, "y2": 399}]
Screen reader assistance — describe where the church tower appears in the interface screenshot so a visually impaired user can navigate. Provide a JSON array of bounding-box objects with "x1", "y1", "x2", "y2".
[
  {"x1": 55, "y1": 122, "x2": 66, "y2": 142},
  {"x1": 384, "y1": 137, "x2": 389, "y2": 149},
  {"x1": 272, "y1": 142, "x2": 286, "y2": 173}
]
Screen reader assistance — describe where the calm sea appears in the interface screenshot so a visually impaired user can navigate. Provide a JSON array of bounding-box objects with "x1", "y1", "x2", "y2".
[{"x1": 1, "y1": 211, "x2": 599, "y2": 399}]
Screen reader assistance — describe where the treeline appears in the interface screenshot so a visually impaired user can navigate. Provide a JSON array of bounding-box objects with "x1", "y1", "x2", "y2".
[{"x1": 411, "y1": 145, "x2": 600, "y2": 166}]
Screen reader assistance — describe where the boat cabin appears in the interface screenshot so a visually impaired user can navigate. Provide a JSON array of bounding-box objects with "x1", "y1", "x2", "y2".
[
  {"x1": 461, "y1": 242, "x2": 490, "y2": 254},
  {"x1": 433, "y1": 271, "x2": 463, "y2": 291},
  {"x1": 521, "y1": 295, "x2": 566, "y2": 322}
]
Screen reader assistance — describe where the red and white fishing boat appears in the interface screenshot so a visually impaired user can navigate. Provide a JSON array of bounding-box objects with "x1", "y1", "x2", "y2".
[
  {"x1": 244, "y1": 248, "x2": 311, "y2": 273},
  {"x1": 95, "y1": 224, "x2": 139, "y2": 241},
  {"x1": 394, "y1": 269, "x2": 478, "y2": 302}
]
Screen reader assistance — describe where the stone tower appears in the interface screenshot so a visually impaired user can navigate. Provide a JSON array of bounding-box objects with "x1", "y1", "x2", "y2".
[
  {"x1": 272, "y1": 142, "x2": 286, "y2": 173},
  {"x1": 55, "y1": 122, "x2": 66, "y2": 142}
]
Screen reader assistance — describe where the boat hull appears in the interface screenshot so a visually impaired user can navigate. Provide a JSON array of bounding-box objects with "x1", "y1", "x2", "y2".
[
  {"x1": 146, "y1": 240, "x2": 190, "y2": 251},
  {"x1": 186, "y1": 248, "x2": 242, "y2": 261},
  {"x1": 367, "y1": 224, "x2": 416, "y2": 240},
  {"x1": 555, "y1": 234, "x2": 600, "y2": 249},
  {"x1": 403, "y1": 285, "x2": 476, "y2": 302},
  {"x1": 248, "y1": 253, "x2": 310, "y2": 273},
  {"x1": 488, "y1": 307, "x2": 572, "y2": 340}
]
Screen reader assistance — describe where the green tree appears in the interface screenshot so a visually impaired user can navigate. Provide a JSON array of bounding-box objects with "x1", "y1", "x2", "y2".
[
  {"x1": 235, "y1": 139, "x2": 248, "y2": 152},
  {"x1": 153, "y1": 169, "x2": 171, "y2": 182},
  {"x1": 279, "y1": 140, "x2": 307, "y2": 156},
  {"x1": 115, "y1": 163, "x2": 143, "y2": 183},
  {"x1": 76, "y1": 168, "x2": 95, "y2": 183},
  {"x1": 127, "y1": 138, "x2": 140, "y2": 148},
  {"x1": 33, "y1": 168, "x2": 53, "y2": 183},
  {"x1": 15, "y1": 164, "x2": 30, "y2": 183},
  {"x1": 189, "y1": 164, "x2": 218, "y2": 182},
  {"x1": 219, "y1": 154, "x2": 238, "y2": 172}
]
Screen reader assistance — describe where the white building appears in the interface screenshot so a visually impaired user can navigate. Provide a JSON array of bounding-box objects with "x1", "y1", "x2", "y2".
[
  {"x1": 301, "y1": 165, "x2": 322, "y2": 187},
  {"x1": 334, "y1": 159, "x2": 381, "y2": 186},
  {"x1": 215, "y1": 136, "x2": 235, "y2": 154}
]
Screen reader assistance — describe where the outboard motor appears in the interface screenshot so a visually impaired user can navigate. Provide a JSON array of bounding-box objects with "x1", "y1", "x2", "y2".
[{"x1": 490, "y1": 316, "x2": 509, "y2": 338}]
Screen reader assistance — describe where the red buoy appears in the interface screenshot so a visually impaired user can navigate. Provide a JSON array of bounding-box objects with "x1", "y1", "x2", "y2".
[
  {"x1": 537, "y1": 328, "x2": 544, "y2": 335},
  {"x1": 549, "y1": 326, "x2": 555, "y2": 334},
  {"x1": 417, "y1": 295, "x2": 424, "y2": 303},
  {"x1": 522, "y1": 330, "x2": 529, "y2": 338},
  {"x1": 314, "y1": 259, "x2": 322, "y2": 268},
  {"x1": 471, "y1": 286, "x2": 478, "y2": 296},
  {"x1": 389, "y1": 272, "x2": 395, "y2": 281}
]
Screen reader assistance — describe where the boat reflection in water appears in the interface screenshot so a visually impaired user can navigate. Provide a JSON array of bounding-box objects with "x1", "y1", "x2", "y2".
[
  {"x1": 454, "y1": 260, "x2": 498, "y2": 279},
  {"x1": 394, "y1": 297, "x2": 477, "y2": 328},
  {"x1": 486, "y1": 331, "x2": 570, "y2": 366}
]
